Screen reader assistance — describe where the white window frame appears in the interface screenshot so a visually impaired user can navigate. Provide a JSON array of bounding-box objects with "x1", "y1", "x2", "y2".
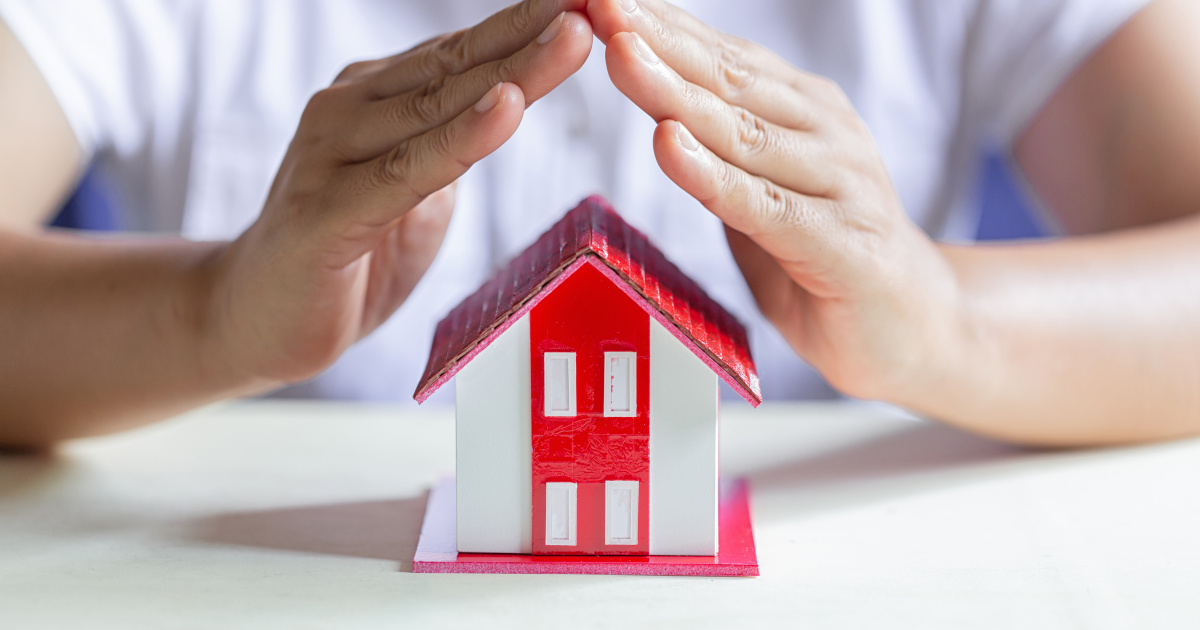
[
  {"x1": 604, "y1": 480, "x2": 640, "y2": 546},
  {"x1": 544, "y1": 482, "x2": 578, "y2": 546},
  {"x1": 543, "y1": 352, "x2": 577, "y2": 417},
  {"x1": 603, "y1": 351, "x2": 637, "y2": 417}
]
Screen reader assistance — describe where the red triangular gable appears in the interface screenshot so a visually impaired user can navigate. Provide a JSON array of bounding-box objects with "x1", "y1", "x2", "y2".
[{"x1": 413, "y1": 196, "x2": 762, "y2": 406}]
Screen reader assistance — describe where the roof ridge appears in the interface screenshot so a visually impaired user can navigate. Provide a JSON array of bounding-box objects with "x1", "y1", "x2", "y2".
[{"x1": 413, "y1": 196, "x2": 761, "y2": 405}]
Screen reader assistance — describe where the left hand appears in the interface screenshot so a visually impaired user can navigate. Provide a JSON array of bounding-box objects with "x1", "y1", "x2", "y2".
[{"x1": 587, "y1": 0, "x2": 970, "y2": 404}]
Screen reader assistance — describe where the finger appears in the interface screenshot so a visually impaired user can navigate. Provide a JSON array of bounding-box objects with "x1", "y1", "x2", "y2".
[
  {"x1": 588, "y1": 0, "x2": 843, "y2": 128},
  {"x1": 341, "y1": 11, "x2": 592, "y2": 162},
  {"x1": 652, "y1": 119, "x2": 833, "y2": 265},
  {"x1": 364, "y1": 0, "x2": 589, "y2": 98},
  {"x1": 331, "y1": 83, "x2": 526, "y2": 235},
  {"x1": 607, "y1": 33, "x2": 837, "y2": 197}
]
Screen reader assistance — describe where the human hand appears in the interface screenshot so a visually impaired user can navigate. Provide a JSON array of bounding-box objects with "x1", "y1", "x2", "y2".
[
  {"x1": 588, "y1": 0, "x2": 967, "y2": 403},
  {"x1": 210, "y1": 1, "x2": 594, "y2": 385}
]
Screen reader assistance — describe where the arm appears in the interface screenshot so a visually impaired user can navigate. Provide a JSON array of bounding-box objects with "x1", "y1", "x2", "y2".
[
  {"x1": 0, "y1": 16, "x2": 79, "y2": 231},
  {"x1": 586, "y1": 0, "x2": 1200, "y2": 446},
  {"x1": 935, "y1": 0, "x2": 1200, "y2": 445},
  {"x1": 0, "y1": 1, "x2": 595, "y2": 447}
]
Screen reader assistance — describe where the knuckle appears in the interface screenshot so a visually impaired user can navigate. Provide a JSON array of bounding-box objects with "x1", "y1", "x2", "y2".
[
  {"x1": 649, "y1": 19, "x2": 680, "y2": 58},
  {"x1": 428, "y1": 126, "x2": 458, "y2": 162},
  {"x1": 786, "y1": 105, "x2": 819, "y2": 132},
  {"x1": 761, "y1": 183, "x2": 814, "y2": 235},
  {"x1": 378, "y1": 141, "x2": 412, "y2": 188},
  {"x1": 431, "y1": 125, "x2": 473, "y2": 172},
  {"x1": 395, "y1": 75, "x2": 453, "y2": 127},
  {"x1": 415, "y1": 74, "x2": 451, "y2": 100},
  {"x1": 428, "y1": 30, "x2": 472, "y2": 76},
  {"x1": 298, "y1": 87, "x2": 348, "y2": 139},
  {"x1": 705, "y1": 159, "x2": 738, "y2": 208},
  {"x1": 372, "y1": 125, "x2": 471, "y2": 202},
  {"x1": 408, "y1": 32, "x2": 448, "y2": 57},
  {"x1": 767, "y1": 185, "x2": 796, "y2": 225},
  {"x1": 494, "y1": 55, "x2": 520, "y2": 85},
  {"x1": 334, "y1": 63, "x2": 358, "y2": 84},
  {"x1": 714, "y1": 39, "x2": 754, "y2": 101},
  {"x1": 335, "y1": 60, "x2": 373, "y2": 83},
  {"x1": 815, "y1": 75, "x2": 849, "y2": 104},
  {"x1": 680, "y1": 82, "x2": 706, "y2": 114},
  {"x1": 508, "y1": 1, "x2": 540, "y2": 36},
  {"x1": 304, "y1": 86, "x2": 339, "y2": 115},
  {"x1": 733, "y1": 107, "x2": 772, "y2": 158},
  {"x1": 756, "y1": 183, "x2": 792, "y2": 231},
  {"x1": 397, "y1": 90, "x2": 447, "y2": 129}
]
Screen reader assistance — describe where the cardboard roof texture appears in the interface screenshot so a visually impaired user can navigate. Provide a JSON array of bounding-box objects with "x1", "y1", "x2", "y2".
[{"x1": 414, "y1": 196, "x2": 761, "y2": 406}]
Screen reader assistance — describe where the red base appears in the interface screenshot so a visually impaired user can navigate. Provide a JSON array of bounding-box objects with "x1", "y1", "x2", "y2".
[{"x1": 412, "y1": 477, "x2": 758, "y2": 576}]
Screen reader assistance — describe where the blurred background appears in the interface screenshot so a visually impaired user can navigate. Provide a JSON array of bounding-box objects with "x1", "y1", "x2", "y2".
[{"x1": 51, "y1": 149, "x2": 1047, "y2": 239}]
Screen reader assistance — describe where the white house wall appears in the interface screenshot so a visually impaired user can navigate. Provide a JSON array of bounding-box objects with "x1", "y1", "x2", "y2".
[
  {"x1": 649, "y1": 318, "x2": 719, "y2": 555},
  {"x1": 455, "y1": 314, "x2": 532, "y2": 553}
]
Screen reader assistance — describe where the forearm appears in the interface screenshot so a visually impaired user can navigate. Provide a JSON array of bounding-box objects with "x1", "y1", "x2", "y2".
[
  {"x1": 0, "y1": 230, "x2": 275, "y2": 447},
  {"x1": 908, "y1": 216, "x2": 1200, "y2": 446},
  {"x1": 0, "y1": 2, "x2": 592, "y2": 447}
]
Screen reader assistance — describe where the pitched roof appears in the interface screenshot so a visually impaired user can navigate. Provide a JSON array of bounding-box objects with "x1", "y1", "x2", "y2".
[{"x1": 413, "y1": 196, "x2": 761, "y2": 406}]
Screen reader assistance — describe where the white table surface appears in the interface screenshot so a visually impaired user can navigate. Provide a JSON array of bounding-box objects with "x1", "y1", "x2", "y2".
[{"x1": 1, "y1": 400, "x2": 1198, "y2": 629}]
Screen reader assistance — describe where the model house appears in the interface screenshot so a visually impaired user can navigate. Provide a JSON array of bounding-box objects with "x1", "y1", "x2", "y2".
[{"x1": 414, "y1": 196, "x2": 760, "y2": 557}]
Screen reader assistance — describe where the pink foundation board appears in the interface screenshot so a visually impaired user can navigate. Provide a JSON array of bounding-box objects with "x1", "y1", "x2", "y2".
[{"x1": 412, "y1": 477, "x2": 759, "y2": 577}]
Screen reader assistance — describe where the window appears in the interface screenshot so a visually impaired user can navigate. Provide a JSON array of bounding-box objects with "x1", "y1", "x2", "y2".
[
  {"x1": 605, "y1": 480, "x2": 639, "y2": 545},
  {"x1": 543, "y1": 352, "x2": 576, "y2": 417},
  {"x1": 603, "y1": 352, "x2": 637, "y2": 417},
  {"x1": 545, "y1": 482, "x2": 577, "y2": 546}
]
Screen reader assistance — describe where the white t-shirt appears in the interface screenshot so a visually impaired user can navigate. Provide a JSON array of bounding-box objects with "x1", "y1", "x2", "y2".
[{"x1": 0, "y1": 0, "x2": 1149, "y2": 405}]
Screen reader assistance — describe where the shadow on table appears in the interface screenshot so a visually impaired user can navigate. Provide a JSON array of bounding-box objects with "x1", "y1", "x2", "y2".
[
  {"x1": 0, "y1": 450, "x2": 83, "y2": 498},
  {"x1": 746, "y1": 422, "x2": 1052, "y2": 522},
  {"x1": 188, "y1": 492, "x2": 429, "y2": 571}
]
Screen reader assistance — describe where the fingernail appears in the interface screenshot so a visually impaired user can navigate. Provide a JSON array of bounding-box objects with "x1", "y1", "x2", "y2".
[
  {"x1": 619, "y1": 0, "x2": 638, "y2": 13},
  {"x1": 475, "y1": 84, "x2": 502, "y2": 112},
  {"x1": 632, "y1": 33, "x2": 659, "y2": 65},
  {"x1": 537, "y1": 12, "x2": 565, "y2": 45},
  {"x1": 676, "y1": 123, "x2": 699, "y2": 151}
]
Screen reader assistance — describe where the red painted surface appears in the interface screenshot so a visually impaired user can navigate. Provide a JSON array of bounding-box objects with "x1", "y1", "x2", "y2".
[
  {"x1": 530, "y1": 262, "x2": 650, "y2": 555},
  {"x1": 413, "y1": 477, "x2": 759, "y2": 577},
  {"x1": 414, "y1": 196, "x2": 760, "y2": 406}
]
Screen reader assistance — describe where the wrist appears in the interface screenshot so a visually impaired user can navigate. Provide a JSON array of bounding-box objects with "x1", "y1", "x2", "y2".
[
  {"x1": 189, "y1": 240, "x2": 282, "y2": 398},
  {"x1": 887, "y1": 244, "x2": 996, "y2": 421}
]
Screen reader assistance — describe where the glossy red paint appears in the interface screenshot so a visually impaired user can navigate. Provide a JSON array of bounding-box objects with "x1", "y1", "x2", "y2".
[
  {"x1": 413, "y1": 196, "x2": 760, "y2": 406},
  {"x1": 414, "y1": 477, "x2": 759, "y2": 576},
  {"x1": 530, "y1": 262, "x2": 650, "y2": 555}
]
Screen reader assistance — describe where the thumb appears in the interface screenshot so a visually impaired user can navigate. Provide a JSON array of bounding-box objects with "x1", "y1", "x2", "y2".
[
  {"x1": 358, "y1": 182, "x2": 457, "y2": 335},
  {"x1": 725, "y1": 225, "x2": 807, "y2": 332},
  {"x1": 383, "y1": 181, "x2": 456, "y2": 284}
]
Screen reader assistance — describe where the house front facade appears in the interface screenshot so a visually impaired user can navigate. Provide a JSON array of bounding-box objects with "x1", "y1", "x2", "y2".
[{"x1": 415, "y1": 197, "x2": 761, "y2": 557}]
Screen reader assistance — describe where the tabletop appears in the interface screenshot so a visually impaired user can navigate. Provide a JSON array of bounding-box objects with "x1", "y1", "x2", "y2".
[{"x1": 1, "y1": 399, "x2": 1198, "y2": 629}]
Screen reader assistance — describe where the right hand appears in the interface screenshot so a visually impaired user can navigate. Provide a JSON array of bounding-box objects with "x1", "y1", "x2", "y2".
[{"x1": 205, "y1": 1, "x2": 593, "y2": 386}]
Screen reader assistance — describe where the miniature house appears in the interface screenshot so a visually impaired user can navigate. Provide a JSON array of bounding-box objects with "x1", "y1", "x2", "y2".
[{"x1": 414, "y1": 196, "x2": 760, "y2": 556}]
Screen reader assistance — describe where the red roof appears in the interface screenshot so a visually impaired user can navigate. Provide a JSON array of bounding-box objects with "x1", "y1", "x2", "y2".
[{"x1": 413, "y1": 196, "x2": 761, "y2": 406}]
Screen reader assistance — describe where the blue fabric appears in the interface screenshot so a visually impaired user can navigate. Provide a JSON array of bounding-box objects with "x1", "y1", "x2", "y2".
[
  {"x1": 974, "y1": 151, "x2": 1046, "y2": 241},
  {"x1": 49, "y1": 167, "x2": 117, "y2": 230}
]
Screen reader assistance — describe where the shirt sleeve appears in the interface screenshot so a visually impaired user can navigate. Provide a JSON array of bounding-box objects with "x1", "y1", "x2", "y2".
[
  {"x1": 0, "y1": 0, "x2": 192, "y2": 164},
  {"x1": 965, "y1": 0, "x2": 1152, "y2": 148}
]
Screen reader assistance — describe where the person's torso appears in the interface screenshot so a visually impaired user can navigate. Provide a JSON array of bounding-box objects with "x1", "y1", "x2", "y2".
[{"x1": 99, "y1": 0, "x2": 977, "y2": 404}]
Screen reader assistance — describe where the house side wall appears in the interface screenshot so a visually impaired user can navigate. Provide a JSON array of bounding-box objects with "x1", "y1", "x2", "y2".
[
  {"x1": 456, "y1": 314, "x2": 532, "y2": 553},
  {"x1": 649, "y1": 318, "x2": 719, "y2": 555}
]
